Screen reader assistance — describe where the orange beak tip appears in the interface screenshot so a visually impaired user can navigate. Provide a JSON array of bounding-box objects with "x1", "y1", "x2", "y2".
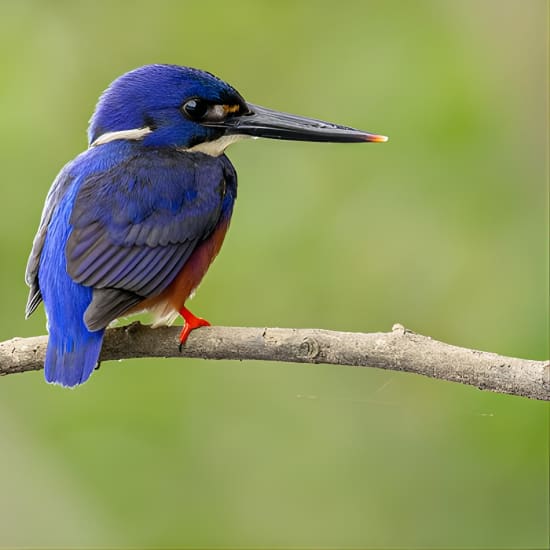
[{"x1": 362, "y1": 133, "x2": 389, "y2": 143}]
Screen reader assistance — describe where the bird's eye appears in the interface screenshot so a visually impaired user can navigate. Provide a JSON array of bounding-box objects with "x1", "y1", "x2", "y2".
[
  {"x1": 182, "y1": 99, "x2": 209, "y2": 121},
  {"x1": 182, "y1": 99, "x2": 242, "y2": 124}
]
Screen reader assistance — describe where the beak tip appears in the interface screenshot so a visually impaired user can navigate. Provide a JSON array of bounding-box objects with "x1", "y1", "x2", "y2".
[{"x1": 364, "y1": 134, "x2": 388, "y2": 143}]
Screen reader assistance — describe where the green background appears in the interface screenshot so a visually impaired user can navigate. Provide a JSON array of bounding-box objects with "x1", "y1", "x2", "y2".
[{"x1": 0, "y1": 0, "x2": 548, "y2": 548}]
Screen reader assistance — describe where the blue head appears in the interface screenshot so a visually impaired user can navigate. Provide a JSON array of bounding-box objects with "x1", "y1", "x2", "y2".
[
  {"x1": 88, "y1": 64, "x2": 387, "y2": 152},
  {"x1": 88, "y1": 64, "x2": 249, "y2": 149}
]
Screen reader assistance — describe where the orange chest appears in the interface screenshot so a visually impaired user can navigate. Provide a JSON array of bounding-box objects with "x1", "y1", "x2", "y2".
[{"x1": 155, "y1": 216, "x2": 231, "y2": 311}]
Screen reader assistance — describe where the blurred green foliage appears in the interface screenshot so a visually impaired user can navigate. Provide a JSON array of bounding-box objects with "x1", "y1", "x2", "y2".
[{"x1": 0, "y1": 0, "x2": 548, "y2": 548}]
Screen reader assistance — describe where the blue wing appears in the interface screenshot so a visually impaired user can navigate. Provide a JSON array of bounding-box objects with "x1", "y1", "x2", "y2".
[{"x1": 65, "y1": 148, "x2": 237, "y2": 330}]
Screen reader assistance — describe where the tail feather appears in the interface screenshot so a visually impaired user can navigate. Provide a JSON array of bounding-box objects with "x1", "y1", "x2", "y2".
[
  {"x1": 37, "y1": 174, "x2": 108, "y2": 387},
  {"x1": 45, "y1": 328, "x2": 105, "y2": 387}
]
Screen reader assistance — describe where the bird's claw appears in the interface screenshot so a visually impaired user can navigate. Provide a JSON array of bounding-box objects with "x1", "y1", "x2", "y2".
[{"x1": 178, "y1": 307, "x2": 210, "y2": 351}]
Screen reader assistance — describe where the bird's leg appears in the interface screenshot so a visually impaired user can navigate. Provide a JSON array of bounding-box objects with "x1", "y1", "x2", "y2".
[{"x1": 178, "y1": 306, "x2": 210, "y2": 350}]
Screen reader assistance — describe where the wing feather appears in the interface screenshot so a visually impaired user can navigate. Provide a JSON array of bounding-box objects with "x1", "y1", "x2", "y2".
[
  {"x1": 65, "y1": 150, "x2": 236, "y2": 330},
  {"x1": 25, "y1": 168, "x2": 75, "y2": 317}
]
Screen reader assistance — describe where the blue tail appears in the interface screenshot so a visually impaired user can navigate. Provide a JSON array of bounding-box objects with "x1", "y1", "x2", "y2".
[
  {"x1": 40, "y1": 261, "x2": 106, "y2": 387},
  {"x1": 45, "y1": 325, "x2": 104, "y2": 387},
  {"x1": 38, "y1": 178, "x2": 106, "y2": 387},
  {"x1": 42, "y1": 268, "x2": 105, "y2": 387}
]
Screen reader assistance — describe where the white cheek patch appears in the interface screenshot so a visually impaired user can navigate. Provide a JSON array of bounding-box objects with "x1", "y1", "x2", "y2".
[
  {"x1": 209, "y1": 104, "x2": 226, "y2": 120},
  {"x1": 186, "y1": 134, "x2": 252, "y2": 157},
  {"x1": 90, "y1": 127, "x2": 153, "y2": 147}
]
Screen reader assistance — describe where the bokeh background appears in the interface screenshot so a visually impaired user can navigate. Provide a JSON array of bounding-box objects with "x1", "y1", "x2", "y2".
[{"x1": 0, "y1": 0, "x2": 548, "y2": 548}]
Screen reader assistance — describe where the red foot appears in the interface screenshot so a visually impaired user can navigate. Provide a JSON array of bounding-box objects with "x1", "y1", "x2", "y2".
[{"x1": 178, "y1": 306, "x2": 210, "y2": 350}]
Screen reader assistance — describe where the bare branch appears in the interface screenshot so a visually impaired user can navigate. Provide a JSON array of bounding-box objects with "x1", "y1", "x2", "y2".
[{"x1": 1, "y1": 323, "x2": 548, "y2": 400}]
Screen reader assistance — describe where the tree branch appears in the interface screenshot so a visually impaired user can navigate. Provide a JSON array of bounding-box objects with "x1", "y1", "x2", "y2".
[{"x1": 1, "y1": 323, "x2": 548, "y2": 400}]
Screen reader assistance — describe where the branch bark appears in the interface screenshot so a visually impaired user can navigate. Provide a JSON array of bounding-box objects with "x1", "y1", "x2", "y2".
[{"x1": 1, "y1": 323, "x2": 548, "y2": 400}]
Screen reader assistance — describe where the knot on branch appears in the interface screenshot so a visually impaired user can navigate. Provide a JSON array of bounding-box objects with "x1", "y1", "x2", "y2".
[{"x1": 299, "y1": 336, "x2": 321, "y2": 361}]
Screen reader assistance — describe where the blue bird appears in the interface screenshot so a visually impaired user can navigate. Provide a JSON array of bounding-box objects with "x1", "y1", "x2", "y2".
[{"x1": 25, "y1": 64, "x2": 387, "y2": 387}]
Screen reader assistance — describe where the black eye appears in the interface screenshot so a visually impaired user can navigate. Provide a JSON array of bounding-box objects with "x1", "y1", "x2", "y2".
[{"x1": 182, "y1": 98, "x2": 208, "y2": 121}]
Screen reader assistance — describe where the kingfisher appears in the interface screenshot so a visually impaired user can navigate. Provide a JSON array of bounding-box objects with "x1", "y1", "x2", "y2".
[{"x1": 25, "y1": 64, "x2": 387, "y2": 387}]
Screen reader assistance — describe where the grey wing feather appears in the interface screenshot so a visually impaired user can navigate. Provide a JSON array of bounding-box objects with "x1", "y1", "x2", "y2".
[
  {"x1": 84, "y1": 288, "x2": 143, "y2": 331},
  {"x1": 25, "y1": 169, "x2": 74, "y2": 318},
  {"x1": 66, "y1": 152, "x2": 234, "y2": 331}
]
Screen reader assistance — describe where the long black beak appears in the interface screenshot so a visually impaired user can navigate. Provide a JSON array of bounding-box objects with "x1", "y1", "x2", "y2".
[{"x1": 205, "y1": 103, "x2": 388, "y2": 143}]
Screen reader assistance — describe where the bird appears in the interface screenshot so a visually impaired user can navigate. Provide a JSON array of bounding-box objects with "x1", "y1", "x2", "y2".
[{"x1": 25, "y1": 64, "x2": 387, "y2": 387}]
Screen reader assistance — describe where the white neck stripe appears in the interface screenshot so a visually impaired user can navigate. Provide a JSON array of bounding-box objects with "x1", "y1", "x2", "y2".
[
  {"x1": 183, "y1": 134, "x2": 252, "y2": 157},
  {"x1": 90, "y1": 127, "x2": 153, "y2": 147}
]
